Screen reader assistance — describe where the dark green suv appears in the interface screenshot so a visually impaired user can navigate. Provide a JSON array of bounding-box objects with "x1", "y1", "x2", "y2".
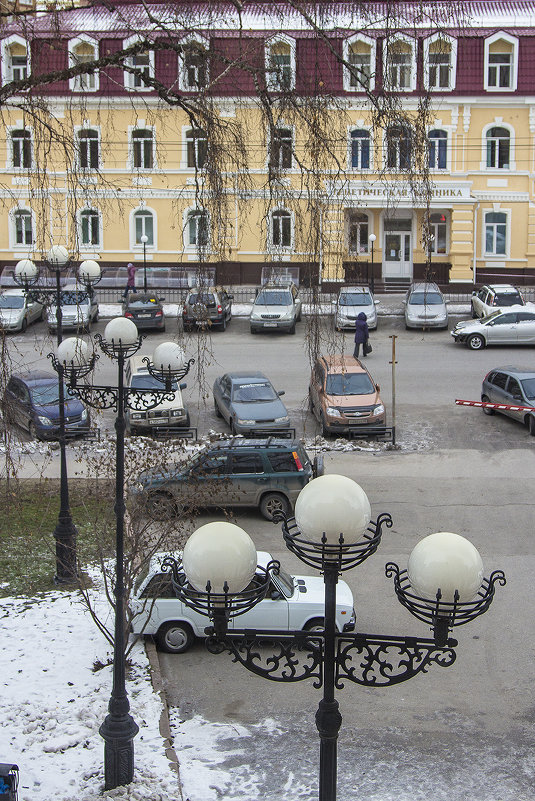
[{"x1": 134, "y1": 438, "x2": 323, "y2": 520}]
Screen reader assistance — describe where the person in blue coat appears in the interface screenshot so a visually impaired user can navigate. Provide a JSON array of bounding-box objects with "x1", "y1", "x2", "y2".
[{"x1": 353, "y1": 312, "x2": 369, "y2": 358}]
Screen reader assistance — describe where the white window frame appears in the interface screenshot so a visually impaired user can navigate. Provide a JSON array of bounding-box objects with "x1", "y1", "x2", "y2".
[
  {"x1": 1, "y1": 35, "x2": 30, "y2": 86},
  {"x1": 9, "y1": 206, "x2": 34, "y2": 249},
  {"x1": 75, "y1": 125, "x2": 100, "y2": 170},
  {"x1": 130, "y1": 207, "x2": 157, "y2": 251},
  {"x1": 183, "y1": 207, "x2": 210, "y2": 251},
  {"x1": 483, "y1": 209, "x2": 509, "y2": 256},
  {"x1": 484, "y1": 32, "x2": 518, "y2": 92},
  {"x1": 269, "y1": 208, "x2": 293, "y2": 251},
  {"x1": 265, "y1": 34, "x2": 296, "y2": 91},
  {"x1": 178, "y1": 35, "x2": 209, "y2": 91},
  {"x1": 383, "y1": 34, "x2": 416, "y2": 92},
  {"x1": 428, "y1": 212, "x2": 449, "y2": 255},
  {"x1": 129, "y1": 126, "x2": 156, "y2": 170},
  {"x1": 268, "y1": 124, "x2": 294, "y2": 170},
  {"x1": 123, "y1": 35, "x2": 154, "y2": 91},
  {"x1": 348, "y1": 127, "x2": 372, "y2": 171},
  {"x1": 427, "y1": 128, "x2": 449, "y2": 171},
  {"x1": 78, "y1": 208, "x2": 102, "y2": 249},
  {"x1": 384, "y1": 123, "x2": 413, "y2": 170},
  {"x1": 343, "y1": 33, "x2": 376, "y2": 92},
  {"x1": 182, "y1": 126, "x2": 208, "y2": 169},
  {"x1": 423, "y1": 33, "x2": 457, "y2": 92},
  {"x1": 347, "y1": 212, "x2": 370, "y2": 254},
  {"x1": 481, "y1": 122, "x2": 515, "y2": 171},
  {"x1": 68, "y1": 35, "x2": 99, "y2": 93},
  {"x1": 7, "y1": 125, "x2": 33, "y2": 170}
]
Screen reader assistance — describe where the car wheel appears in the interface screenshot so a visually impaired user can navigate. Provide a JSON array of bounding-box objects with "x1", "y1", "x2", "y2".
[
  {"x1": 259, "y1": 492, "x2": 290, "y2": 521},
  {"x1": 156, "y1": 622, "x2": 194, "y2": 654},
  {"x1": 481, "y1": 395, "x2": 495, "y2": 415},
  {"x1": 250, "y1": 326, "x2": 257, "y2": 335},
  {"x1": 528, "y1": 415, "x2": 535, "y2": 436},
  {"x1": 145, "y1": 491, "x2": 177, "y2": 520},
  {"x1": 214, "y1": 399, "x2": 222, "y2": 418},
  {"x1": 302, "y1": 618, "x2": 325, "y2": 650},
  {"x1": 20, "y1": 318, "x2": 27, "y2": 333},
  {"x1": 289, "y1": 322, "x2": 296, "y2": 335},
  {"x1": 220, "y1": 316, "x2": 227, "y2": 331},
  {"x1": 467, "y1": 334, "x2": 485, "y2": 350},
  {"x1": 320, "y1": 413, "x2": 331, "y2": 438},
  {"x1": 312, "y1": 455, "x2": 324, "y2": 477}
]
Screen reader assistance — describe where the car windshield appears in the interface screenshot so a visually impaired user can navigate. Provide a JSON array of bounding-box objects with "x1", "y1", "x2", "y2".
[
  {"x1": 189, "y1": 293, "x2": 215, "y2": 307},
  {"x1": 232, "y1": 382, "x2": 278, "y2": 402},
  {"x1": 0, "y1": 295, "x2": 24, "y2": 309},
  {"x1": 59, "y1": 291, "x2": 89, "y2": 306},
  {"x1": 339, "y1": 293, "x2": 372, "y2": 307},
  {"x1": 521, "y1": 378, "x2": 535, "y2": 400},
  {"x1": 30, "y1": 382, "x2": 68, "y2": 405},
  {"x1": 128, "y1": 295, "x2": 160, "y2": 307},
  {"x1": 131, "y1": 374, "x2": 178, "y2": 391},
  {"x1": 480, "y1": 310, "x2": 503, "y2": 323},
  {"x1": 271, "y1": 566, "x2": 295, "y2": 598},
  {"x1": 494, "y1": 293, "x2": 522, "y2": 306},
  {"x1": 326, "y1": 372, "x2": 375, "y2": 395},
  {"x1": 256, "y1": 291, "x2": 292, "y2": 305},
  {"x1": 408, "y1": 292, "x2": 444, "y2": 305}
]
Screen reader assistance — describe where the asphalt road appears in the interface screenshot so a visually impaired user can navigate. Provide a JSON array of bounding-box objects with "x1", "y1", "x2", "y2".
[{"x1": 4, "y1": 304, "x2": 535, "y2": 800}]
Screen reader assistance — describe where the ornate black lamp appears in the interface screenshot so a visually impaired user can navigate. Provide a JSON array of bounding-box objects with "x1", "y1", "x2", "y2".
[
  {"x1": 14, "y1": 251, "x2": 101, "y2": 584},
  {"x1": 55, "y1": 318, "x2": 194, "y2": 790},
  {"x1": 163, "y1": 474, "x2": 505, "y2": 801}
]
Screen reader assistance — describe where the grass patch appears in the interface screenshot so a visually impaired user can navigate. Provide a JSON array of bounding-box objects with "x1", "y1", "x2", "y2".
[{"x1": 0, "y1": 478, "x2": 115, "y2": 597}]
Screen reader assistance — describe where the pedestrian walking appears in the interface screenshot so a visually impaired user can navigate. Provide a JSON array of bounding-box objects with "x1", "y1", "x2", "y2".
[
  {"x1": 353, "y1": 312, "x2": 369, "y2": 359},
  {"x1": 123, "y1": 262, "x2": 137, "y2": 298}
]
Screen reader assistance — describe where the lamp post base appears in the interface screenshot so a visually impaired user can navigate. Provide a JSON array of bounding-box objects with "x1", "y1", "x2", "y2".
[
  {"x1": 100, "y1": 713, "x2": 139, "y2": 790},
  {"x1": 53, "y1": 517, "x2": 78, "y2": 585}
]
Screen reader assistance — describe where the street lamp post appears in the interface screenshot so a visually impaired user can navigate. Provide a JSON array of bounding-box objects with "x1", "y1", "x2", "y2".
[
  {"x1": 14, "y1": 251, "x2": 101, "y2": 584},
  {"x1": 163, "y1": 474, "x2": 505, "y2": 801},
  {"x1": 140, "y1": 234, "x2": 148, "y2": 292},
  {"x1": 368, "y1": 233, "x2": 376, "y2": 294},
  {"x1": 55, "y1": 322, "x2": 194, "y2": 790}
]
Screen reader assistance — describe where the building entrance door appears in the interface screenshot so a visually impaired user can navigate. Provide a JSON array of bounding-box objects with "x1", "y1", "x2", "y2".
[{"x1": 383, "y1": 219, "x2": 412, "y2": 278}]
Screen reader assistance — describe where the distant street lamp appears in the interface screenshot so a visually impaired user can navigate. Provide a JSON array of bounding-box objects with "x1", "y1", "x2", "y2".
[
  {"x1": 368, "y1": 233, "x2": 376, "y2": 294},
  {"x1": 163, "y1": 475, "x2": 505, "y2": 801},
  {"x1": 55, "y1": 321, "x2": 194, "y2": 790},
  {"x1": 14, "y1": 250, "x2": 101, "y2": 584},
  {"x1": 140, "y1": 234, "x2": 148, "y2": 292}
]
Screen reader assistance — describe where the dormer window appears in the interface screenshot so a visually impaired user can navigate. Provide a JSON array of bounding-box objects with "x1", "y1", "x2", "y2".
[
  {"x1": 424, "y1": 34, "x2": 457, "y2": 91},
  {"x1": 485, "y1": 32, "x2": 518, "y2": 91},
  {"x1": 179, "y1": 38, "x2": 209, "y2": 91},
  {"x1": 344, "y1": 34, "x2": 375, "y2": 91},
  {"x1": 383, "y1": 35, "x2": 416, "y2": 92},
  {"x1": 124, "y1": 36, "x2": 154, "y2": 91},
  {"x1": 266, "y1": 36, "x2": 295, "y2": 91},
  {"x1": 69, "y1": 37, "x2": 98, "y2": 92},
  {"x1": 1, "y1": 36, "x2": 30, "y2": 85}
]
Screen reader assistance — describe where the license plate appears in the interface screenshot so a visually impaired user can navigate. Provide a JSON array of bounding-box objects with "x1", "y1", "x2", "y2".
[
  {"x1": 137, "y1": 313, "x2": 152, "y2": 318},
  {"x1": 263, "y1": 322, "x2": 278, "y2": 328}
]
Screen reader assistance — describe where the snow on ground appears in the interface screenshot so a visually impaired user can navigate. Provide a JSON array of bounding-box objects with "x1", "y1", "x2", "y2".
[{"x1": 0, "y1": 580, "x2": 179, "y2": 801}]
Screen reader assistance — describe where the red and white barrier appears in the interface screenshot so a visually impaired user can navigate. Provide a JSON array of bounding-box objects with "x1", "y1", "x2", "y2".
[{"x1": 455, "y1": 398, "x2": 535, "y2": 412}]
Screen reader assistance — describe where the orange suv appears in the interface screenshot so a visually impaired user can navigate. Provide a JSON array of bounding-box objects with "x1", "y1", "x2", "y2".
[{"x1": 308, "y1": 355, "x2": 386, "y2": 437}]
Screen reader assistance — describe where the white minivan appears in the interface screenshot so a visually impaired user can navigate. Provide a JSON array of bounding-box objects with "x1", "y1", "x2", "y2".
[
  {"x1": 125, "y1": 355, "x2": 190, "y2": 435},
  {"x1": 46, "y1": 283, "x2": 99, "y2": 333}
]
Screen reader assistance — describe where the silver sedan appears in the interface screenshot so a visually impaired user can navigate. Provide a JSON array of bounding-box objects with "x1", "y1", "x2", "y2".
[{"x1": 451, "y1": 307, "x2": 535, "y2": 349}]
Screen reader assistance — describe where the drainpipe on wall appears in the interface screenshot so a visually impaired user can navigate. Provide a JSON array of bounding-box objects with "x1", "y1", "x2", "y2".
[{"x1": 472, "y1": 200, "x2": 480, "y2": 285}]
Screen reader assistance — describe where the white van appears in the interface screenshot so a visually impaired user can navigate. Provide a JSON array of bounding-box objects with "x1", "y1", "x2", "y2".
[
  {"x1": 46, "y1": 283, "x2": 99, "y2": 333},
  {"x1": 125, "y1": 355, "x2": 190, "y2": 435}
]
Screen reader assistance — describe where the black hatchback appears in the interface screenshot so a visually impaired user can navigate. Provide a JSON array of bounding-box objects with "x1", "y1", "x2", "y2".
[{"x1": 122, "y1": 292, "x2": 166, "y2": 331}]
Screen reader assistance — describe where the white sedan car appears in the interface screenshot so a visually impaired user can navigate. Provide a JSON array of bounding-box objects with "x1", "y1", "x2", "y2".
[
  {"x1": 131, "y1": 550, "x2": 356, "y2": 653},
  {"x1": 0, "y1": 288, "x2": 43, "y2": 333},
  {"x1": 451, "y1": 306, "x2": 535, "y2": 349}
]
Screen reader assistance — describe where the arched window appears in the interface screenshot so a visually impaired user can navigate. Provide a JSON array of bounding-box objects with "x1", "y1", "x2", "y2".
[
  {"x1": 80, "y1": 209, "x2": 100, "y2": 247},
  {"x1": 69, "y1": 39, "x2": 98, "y2": 92},
  {"x1": 131, "y1": 129, "x2": 154, "y2": 169},
  {"x1": 424, "y1": 34, "x2": 457, "y2": 91},
  {"x1": 271, "y1": 210, "x2": 292, "y2": 248},
  {"x1": 486, "y1": 127, "x2": 510, "y2": 169},
  {"x1": 186, "y1": 129, "x2": 207, "y2": 168},
  {"x1": 350, "y1": 130, "x2": 370, "y2": 169},
  {"x1": 428, "y1": 130, "x2": 447, "y2": 170},
  {"x1": 11, "y1": 129, "x2": 32, "y2": 169},
  {"x1": 2, "y1": 36, "x2": 30, "y2": 85},
  {"x1": 134, "y1": 210, "x2": 154, "y2": 245},
  {"x1": 78, "y1": 129, "x2": 99, "y2": 169},
  {"x1": 429, "y1": 213, "x2": 447, "y2": 254},
  {"x1": 187, "y1": 210, "x2": 209, "y2": 247},
  {"x1": 14, "y1": 210, "x2": 33, "y2": 245},
  {"x1": 386, "y1": 124, "x2": 412, "y2": 169},
  {"x1": 383, "y1": 35, "x2": 416, "y2": 91},
  {"x1": 485, "y1": 211, "x2": 507, "y2": 255},
  {"x1": 266, "y1": 36, "x2": 295, "y2": 91},
  {"x1": 179, "y1": 39, "x2": 209, "y2": 90},
  {"x1": 485, "y1": 33, "x2": 518, "y2": 91},
  {"x1": 344, "y1": 35, "x2": 375, "y2": 91},
  {"x1": 348, "y1": 212, "x2": 369, "y2": 253}
]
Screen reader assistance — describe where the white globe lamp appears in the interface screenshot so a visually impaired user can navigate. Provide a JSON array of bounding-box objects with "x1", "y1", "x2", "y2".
[
  {"x1": 152, "y1": 342, "x2": 186, "y2": 373},
  {"x1": 294, "y1": 474, "x2": 371, "y2": 545},
  {"x1": 182, "y1": 522, "x2": 257, "y2": 594},
  {"x1": 104, "y1": 317, "x2": 138, "y2": 347},
  {"x1": 57, "y1": 337, "x2": 90, "y2": 368},
  {"x1": 408, "y1": 532, "x2": 484, "y2": 603}
]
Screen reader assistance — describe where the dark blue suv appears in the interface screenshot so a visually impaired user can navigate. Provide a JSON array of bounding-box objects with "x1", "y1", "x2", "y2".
[{"x1": 3, "y1": 371, "x2": 90, "y2": 440}]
